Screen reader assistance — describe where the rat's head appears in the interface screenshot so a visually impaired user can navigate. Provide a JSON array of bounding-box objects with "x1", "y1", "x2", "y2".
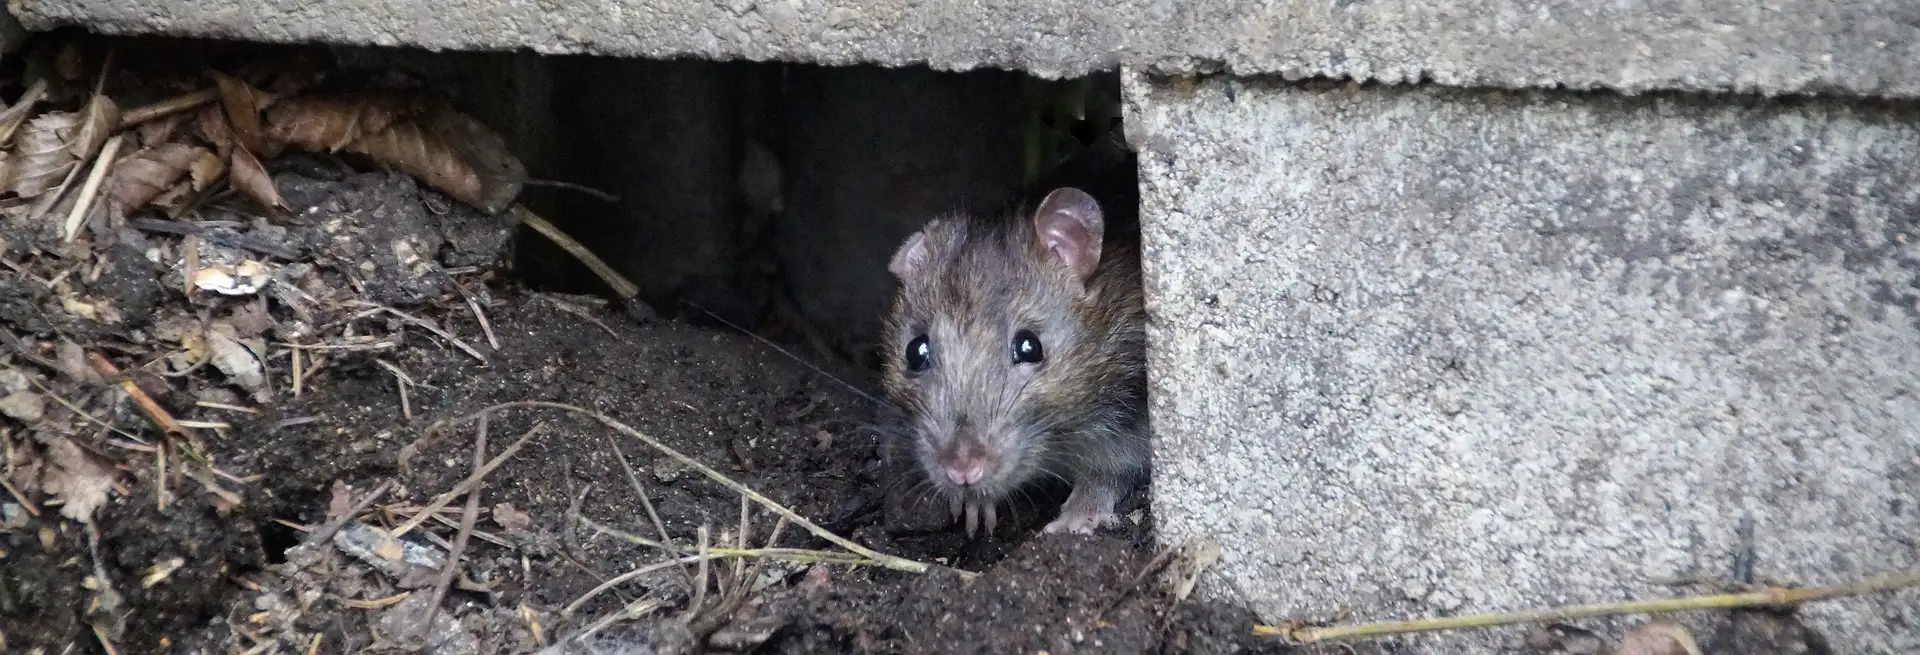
[{"x1": 879, "y1": 187, "x2": 1110, "y2": 503}]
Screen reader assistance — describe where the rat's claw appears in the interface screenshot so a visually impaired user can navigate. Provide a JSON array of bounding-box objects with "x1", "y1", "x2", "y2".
[{"x1": 1042, "y1": 508, "x2": 1120, "y2": 535}]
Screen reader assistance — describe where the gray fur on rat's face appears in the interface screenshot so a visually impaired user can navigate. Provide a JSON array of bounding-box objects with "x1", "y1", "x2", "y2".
[{"x1": 881, "y1": 187, "x2": 1145, "y2": 534}]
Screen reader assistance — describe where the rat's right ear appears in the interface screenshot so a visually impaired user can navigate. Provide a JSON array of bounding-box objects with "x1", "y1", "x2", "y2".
[{"x1": 888, "y1": 228, "x2": 932, "y2": 279}]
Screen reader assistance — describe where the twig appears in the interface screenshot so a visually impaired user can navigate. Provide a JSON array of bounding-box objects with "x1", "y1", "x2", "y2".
[
  {"x1": 538, "y1": 294, "x2": 617, "y2": 337},
  {"x1": 417, "y1": 417, "x2": 488, "y2": 644},
  {"x1": 0, "y1": 78, "x2": 50, "y2": 145},
  {"x1": 1260, "y1": 569, "x2": 1920, "y2": 644},
  {"x1": 301, "y1": 480, "x2": 395, "y2": 548},
  {"x1": 521, "y1": 179, "x2": 620, "y2": 203},
  {"x1": 388, "y1": 422, "x2": 545, "y2": 538},
  {"x1": 561, "y1": 545, "x2": 877, "y2": 617},
  {"x1": 87, "y1": 352, "x2": 188, "y2": 438},
  {"x1": 352, "y1": 303, "x2": 487, "y2": 364},
  {"x1": 63, "y1": 134, "x2": 125, "y2": 243},
  {"x1": 0, "y1": 474, "x2": 41, "y2": 517},
  {"x1": 118, "y1": 88, "x2": 219, "y2": 129},
  {"x1": 450, "y1": 278, "x2": 500, "y2": 350},
  {"x1": 514, "y1": 205, "x2": 639, "y2": 300},
  {"x1": 131, "y1": 217, "x2": 303, "y2": 260},
  {"x1": 290, "y1": 344, "x2": 303, "y2": 398},
  {"x1": 426, "y1": 401, "x2": 951, "y2": 578},
  {"x1": 607, "y1": 436, "x2": 693, "y2": 586},
  {"x1": 374, "y1": 359, "x2": 414, "y2": 421},
  {"x1": 683, "y1": 301, "x2": 884, "y2": 407}
]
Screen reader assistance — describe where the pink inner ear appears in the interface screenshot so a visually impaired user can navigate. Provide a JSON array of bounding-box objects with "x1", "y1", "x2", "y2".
[
  {"x1": 1033, "y1": 188, "x2": 1105, "y2": 281},
  {"x1": 889, "y1": 230, "x2": 930, "y2": 278}
]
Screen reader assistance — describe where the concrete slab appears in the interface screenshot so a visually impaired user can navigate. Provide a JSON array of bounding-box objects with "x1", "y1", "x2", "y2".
[
  {"x1": 13, "y1": 0, "x2": 1920, "y2": 97},
  {"x1": 1124, "y1": 72, "x2": 1920, "y2": 651}
]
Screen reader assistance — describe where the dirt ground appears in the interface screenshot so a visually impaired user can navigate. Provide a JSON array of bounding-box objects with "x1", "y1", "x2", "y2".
[{"x1": 0, "y1": 134, "x2": 1282, "y2": 652}]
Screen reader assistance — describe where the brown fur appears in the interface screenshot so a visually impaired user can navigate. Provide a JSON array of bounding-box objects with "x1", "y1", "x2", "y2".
[{"x1": 879, "y1": 189, "x2": 1148, "y2": 533}]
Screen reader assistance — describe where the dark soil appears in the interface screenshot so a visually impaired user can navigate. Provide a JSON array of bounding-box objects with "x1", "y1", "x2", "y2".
[{"x1": 3, "y1": 251, "x2": 1280, "y2": 654}]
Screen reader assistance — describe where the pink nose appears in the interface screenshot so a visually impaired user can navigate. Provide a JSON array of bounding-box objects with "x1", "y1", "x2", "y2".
[{"x1": 944, "y1": 461, "x2": 987, "y2": 486}]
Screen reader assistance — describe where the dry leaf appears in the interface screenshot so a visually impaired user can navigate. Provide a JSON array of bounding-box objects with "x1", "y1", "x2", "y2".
[
  {"x1": 1616, "y1": 620, "x2": 1702, "y2": 655},
  {"x1": 327, "y1": 480, "x2": 354, "y2": 522},
  {"x1": 228, "y1": 146, "x2": 288, "y2": 215},
  {"x1": 210, "y1": 70, "x2": 269, "y2": 156},
  {"x1": 188, "y1": 148, "x2": 224, "y2": 190},
  {"x1": 0, "y1": 152, "x2": 13, "y2": 192},
  {"x1": 42, "y1": 438, "x2": 117, "y2": 523},
  {"x1": 195, "y1": 103, "x2": 234, "y2": 162},
  {"x1": 68, "y1": 94, "x2": 122, "y2": 161},
  {"x1": 206, "y1": 324, "x2": 266, "y2": 394},
  {"x1": 0, "y1": 78, "x2": 51, "y2": 147},
  {"x1": 492, "y1": 503, "x2": 532, "y2": 532},
  {"x1": 265, "y1": 96, "x2": 526, "y2": 212},
  {"x1": 136, "y1": 111, "x2": 190, "y2": 148},
  {"x1": 0, "y1": 391, "x2": 45, "y2": 422},
  {"x1": 10, "y1": 111, "x2": 80, "y2": 198},
  {"x1": 265, "y1": 95, "x2": 415, "y2": 153},
  {"x1": 107, "y1": 143, "x2": 210, "y2": 213},
  {"x1": 150, "y1": 181, "x2": 196, "y2": 218}
]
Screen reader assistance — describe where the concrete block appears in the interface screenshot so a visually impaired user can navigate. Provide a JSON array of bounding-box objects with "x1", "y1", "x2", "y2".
[
  {"x1": 1124, "y1": 72, "x2": 1920, "y2": 651},
  {"x1": 17, "y1": 0, "x2": 1920, "y2": 97}
]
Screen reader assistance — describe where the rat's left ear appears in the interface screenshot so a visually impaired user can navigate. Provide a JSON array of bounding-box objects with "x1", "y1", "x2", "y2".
[
  {"x1": 888, "y1": 223, "x2": 936, "y2": 279},
  {"x1": 1032, "y1": 187, "x2": 1105, "y2": 282}
]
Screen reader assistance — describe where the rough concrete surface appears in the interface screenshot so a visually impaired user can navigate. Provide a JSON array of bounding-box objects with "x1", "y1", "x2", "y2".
[
  {"x1": 1124, "y1": 72, "x2": 1920, "y2": 652},
  {"x1": 13, "y1": 0, "x2": 1920, "y2": 97}
]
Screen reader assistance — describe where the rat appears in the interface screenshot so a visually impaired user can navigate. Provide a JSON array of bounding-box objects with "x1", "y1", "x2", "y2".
[{"x1": 878, "y1": 148, "x2": 1148, "y2": 537}]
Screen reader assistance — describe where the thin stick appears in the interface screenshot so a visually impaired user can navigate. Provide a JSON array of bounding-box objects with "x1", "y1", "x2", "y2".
[
  {"x1": 301, "y1": 480, "x2": 395, "y2": 548},
  {"x1": 521, "y1": 179, "x2": 620, "y2": 203},
  {"x1": 117, "y1": 88, "x2": 219, "y2": 129},
  {"x1": 0, "y1": 475, "x2": 41, "y2": 517},
  {"x1": 514, "y1": 206, "x2": 639, "y2": 300},
  {"x1": 451, "y1": 279, "x2": 500, "y2": 350},
  {"x1": 1261, "y1": 569, "x2": 1920, "y2": 643},
  {"x1": 87, "y1": 353, "x2": 187, "y2": 438},
  {"x1": 290, "y1": 345, "x2": 303, "y2": 398},
  {"x1": 427, "y1": 401, "x2": 947, "y2": 578},
  {"x1": 607, "y1": 436, "x2": 692, "y2": 586},
  {"x1": 388, "y1": 422, "x2": 545, "y2": 538},
  {"x1": 560, "y1": 546, "x2": 878, "y2": 617},
  {"x1": 375, "y1": 359, "x2": 413, "y2": 421},
  {"x1": 418, "y1": 417, "x2": 487, "y2": 644},
  {"x1": 63, "y1": 134, "x2": 124, "y2": 242},
  {"x1": 353, "y1": 304, "x2": 487, "y2": 363}
]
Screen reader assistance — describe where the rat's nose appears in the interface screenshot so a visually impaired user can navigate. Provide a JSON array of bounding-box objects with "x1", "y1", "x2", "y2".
[{"x1": 944, "y1": 461, "x2": 988, "y2": 486}]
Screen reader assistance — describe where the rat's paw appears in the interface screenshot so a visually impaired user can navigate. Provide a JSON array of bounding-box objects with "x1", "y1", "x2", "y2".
[{"x1": 1042, "y1": 508, "x2": 1119, "y2": 535}]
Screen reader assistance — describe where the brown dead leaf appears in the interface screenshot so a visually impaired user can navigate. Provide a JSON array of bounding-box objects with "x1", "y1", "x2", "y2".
[
  {"x1": 136, "y1": 111, "x2": 190, "y2": 148},
  {"x1": 149, "y1": 181, "x2": 196, "y2": 218},
  {"x1": 107, "y1": 143, "x2": 211, "y2": 214},
  {"x1": 327, "y1": 480, "x2": 354, "y2": 522},
  {"x1": 228, "y1": 147, "x2": 287, "y2": 215},
  {"x1": 69, "y1": 94, "x2": 122, "y2": 161},
  {"x1": 491, "y1": 502, "x2": 532, "y2": 532},
  {"x1": 0, "y1": 152, "x2": 13, "y2": 192},
  {"x1": 264, "y1": 95, "x2": 415, "y2": 153},
  {"x1": 265, "y1": 96, "x2": 526, "y2": 212},
  {"x1": 187, "y1": 148, "x2": 225, "y2": 190},
  {"x1": 0, "y1": 79, "x2": 51, "y2": 147},
  {"x1": 195, "y1": 103, "x2": 234, "y2": 161},
  {"x1": 209, "y1": 70, "x2": 269, "y2": 157},
  {"x1": 42, "y1": 437, "x2": 117, "y2": 523},
  {"x1": 1616, "y1": 619, "x2": 1702, "y2": 655},
  {"x1": 10, "y1": 111, "x2": 80, "y2": 198}
]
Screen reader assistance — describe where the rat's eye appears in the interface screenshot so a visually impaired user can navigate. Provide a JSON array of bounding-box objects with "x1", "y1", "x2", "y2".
[
  {"x1": 1011, "y1": 330, "x2": 1044, "y2": 365},
  {"x1": 905, "y1": 335, "x2": 932, "y2": 372}
]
